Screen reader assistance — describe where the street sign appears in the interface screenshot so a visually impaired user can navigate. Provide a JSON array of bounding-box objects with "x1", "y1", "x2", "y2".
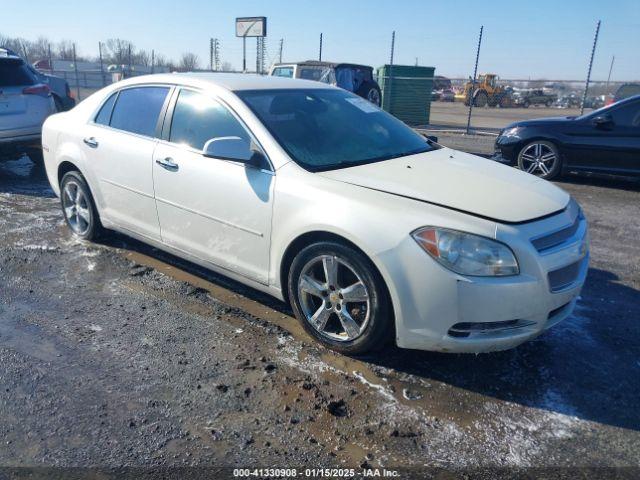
[{"x1": 236, "y1": 17, "x2": 267, "y2": 37}]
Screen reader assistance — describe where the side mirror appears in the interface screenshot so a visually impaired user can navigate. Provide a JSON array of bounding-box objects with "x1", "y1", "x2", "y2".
[
  {"x1": 592, "y1": 114, "x2": 613, "y2": 129},
  {"x1": 202, "y1": 136, "x2": 264, "y2": 168}
]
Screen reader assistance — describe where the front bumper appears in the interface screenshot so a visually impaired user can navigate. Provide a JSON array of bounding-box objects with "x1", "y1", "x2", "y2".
[
  {"x1": 379, "y1": 203, "x2": 589, "y2": 353},
  {"x1": 491, "y1": 134, "x2": 521, "y2": 165}
]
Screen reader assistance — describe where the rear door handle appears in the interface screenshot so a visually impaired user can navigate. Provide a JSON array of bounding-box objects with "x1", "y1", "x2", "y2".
[
  {"x1": 155, "y1": 157, "x2": 179, "y2": 171},
  {"x1": 83, "y1": 137, "x2": 98, "y2": 148}
]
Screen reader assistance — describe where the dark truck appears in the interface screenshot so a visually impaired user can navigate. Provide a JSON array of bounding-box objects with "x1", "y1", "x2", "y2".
[
  {"x1": 269, "y1": 61, "x2": 382, "y2": 106},
  {"x1": 512, "y1": 89, "x2": 557, "y2": 108}
]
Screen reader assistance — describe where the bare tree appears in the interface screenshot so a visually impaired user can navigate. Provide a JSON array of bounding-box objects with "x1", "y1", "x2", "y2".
[
  {"x1": 56, "y1": 40, "x2": 76, "y2": 60},
  {"x1": 29, "y1": 36, "x2": 51, "y2": 60},
  {"x1": 0, "y1": 34, "x2": 29, "y2": 58},
  {"x1": 178, "y1": 52, "x2": 199, "y2": 71},
  {"x1": 221, "y1": 61, "x2": 234, "y2": 72},
  {"x1": 104, "y1": 38, "x2": 133, "y2": 65}
]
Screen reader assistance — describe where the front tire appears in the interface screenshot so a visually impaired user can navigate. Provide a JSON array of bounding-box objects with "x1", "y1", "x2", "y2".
[
  {"x1": 474, "y1": 91, "x2": 488, "y2": 107},
  {"x1": 517, "y1": 140, "x2": 562, "y2": 180},
  {"x1": 288, "y1": 241, "x2": 392, "y2": 355},
  {"x1": 60, "y1": 171, "x2": 102, "y2": 241}
]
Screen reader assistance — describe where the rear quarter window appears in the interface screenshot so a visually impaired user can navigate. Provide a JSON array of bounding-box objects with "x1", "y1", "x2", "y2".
[
  {"x1": 0, "y1": 59, "x2": 36, "y2": 87},
  {"x1": 109, "y1": 86, "x2": 169, "y2": 137},
  {"x1": 94, "y1": 92, "x2": 117, "y2": 125}
]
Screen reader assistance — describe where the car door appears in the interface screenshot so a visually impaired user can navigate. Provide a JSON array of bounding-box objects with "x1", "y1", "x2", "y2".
[
  {"x1": 152, "y1": 88, "x2": 274, "y2": 283},
  {"x1": 562, "y1": 99, "x2": 640, "y2": 174},
  {"x1": 83, "y1": 85, "x2": 171, "y2": 241}
]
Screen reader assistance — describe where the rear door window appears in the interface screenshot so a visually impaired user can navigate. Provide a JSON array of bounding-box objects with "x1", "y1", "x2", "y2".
[
  {"x1": 0, "y1": 59, "x2": 36, "y2": 87},
  {"x1": 109, "y1": 86, "x2": 169, "y2": 137}
]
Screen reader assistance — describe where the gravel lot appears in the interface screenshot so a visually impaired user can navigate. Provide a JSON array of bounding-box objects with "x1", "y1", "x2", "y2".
[
  {"x1": 429, "y1": 102, "x2": 594, "y2": 131},
  {"x1": 0, "y1": 154, "x2": 639, "y2": 477}
]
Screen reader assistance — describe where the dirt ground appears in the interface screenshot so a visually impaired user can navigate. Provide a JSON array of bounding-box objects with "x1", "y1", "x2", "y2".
[
  {"x1": 0, "y1": 155, "x2": 639, "y2": 478},
  {"x1": 429, "y1": 102, "x2": 593, "y2": 131}
]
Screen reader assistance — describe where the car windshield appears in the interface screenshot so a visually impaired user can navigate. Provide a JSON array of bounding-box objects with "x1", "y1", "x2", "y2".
[
  {"x1": 576, "y1": 100, "x2": 623, "y2": 120},
  {"x1": 237, "y1": 88, "x2": 436, "y2": 171}
]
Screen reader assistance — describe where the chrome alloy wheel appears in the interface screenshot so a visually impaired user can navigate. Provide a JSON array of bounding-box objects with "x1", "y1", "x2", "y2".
[
  {"x1": 520, "y1": 142, "x2": 557, "y2": 176},
  {"x1": 62, "y1": 180, "x2": 91, "y2": 235},
  {"x1": 297, "y1": 255, "x2": 370, "y2": 341}
]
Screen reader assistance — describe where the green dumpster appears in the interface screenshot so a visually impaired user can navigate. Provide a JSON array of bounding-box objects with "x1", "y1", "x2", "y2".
[{"x1": 377, "y1": 65, "x2": 435, "y2": 125}]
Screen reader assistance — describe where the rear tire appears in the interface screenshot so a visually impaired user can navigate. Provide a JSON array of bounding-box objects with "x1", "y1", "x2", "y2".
[
  {"x1": 26, "y1": 148, "x2": 44, "y2": 165},
  {"x1": 53, "y1": 95, "x2": 64, "y2": 112},
  {"x1": 357, "y1": 82, "x2": 382, "y2": 106},
  {"x1": 60, "y1": 171, "x2": 103, "y2": 241},
  {"x1": 288, "y1": 241, "x2": 392, "y2": 355}
]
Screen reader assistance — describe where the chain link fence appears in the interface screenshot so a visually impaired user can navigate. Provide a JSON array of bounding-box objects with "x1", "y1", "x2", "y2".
[{"x1": 4, "y1": 20, "x2": 637, "y2": 138}]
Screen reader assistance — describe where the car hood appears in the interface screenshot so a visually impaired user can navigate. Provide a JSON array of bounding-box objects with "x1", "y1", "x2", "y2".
[
  {"x1": 506, "y1": 116, "x2": 576, "y2": 129},
  {"x1": 317, "y1": 148, "x2": 569, "y2": 223}
]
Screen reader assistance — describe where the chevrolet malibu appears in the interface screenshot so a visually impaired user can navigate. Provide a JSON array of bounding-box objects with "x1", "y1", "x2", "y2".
[{"x1": 42, "y1": 74, "x2": 589, "y2": 354}]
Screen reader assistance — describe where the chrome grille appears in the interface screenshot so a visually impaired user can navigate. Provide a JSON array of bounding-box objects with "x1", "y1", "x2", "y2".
[
  {"x1": 531, "y1": 215, "x2": 581, "y2": 252},
  {"x1": 548, "y1": 259, "x2": 583, "y2": 292}
]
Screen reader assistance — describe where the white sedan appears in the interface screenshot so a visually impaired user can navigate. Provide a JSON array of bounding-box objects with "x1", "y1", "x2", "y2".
[{"x1": 42, "y1": 73, "x2": 589, "y2": 354}]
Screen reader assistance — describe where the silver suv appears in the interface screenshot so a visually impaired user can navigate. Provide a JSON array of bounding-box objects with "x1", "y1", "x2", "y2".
[{"x1": 0, "y1": 48, "x2": 56, "y2": 163}]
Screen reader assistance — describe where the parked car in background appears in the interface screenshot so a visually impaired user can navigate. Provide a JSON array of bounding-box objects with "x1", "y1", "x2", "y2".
[
  {"x1": 42, "y1": 73, "x2": 589, "y2": 355},
  {"x1": 512, "y1": 89, "x2": 557, "y2": 108},
  {"x1": 607, "y1": 83, "x2": 640, "y2": 105},
  {"x1": 583, "y1": 95, "x2": 605, "y2": 110},
  {"x1": 0, "y1": 48, "x2": 57, "y2": 162},
  {"x1": 269, "y1": 61, "x2": 381, "y2": 106},
  {"x1": 3, "y1": 49, "x2": 75, "y2": 112},
  {"x1": 554, "y1": 94, "x2": 581, "y2": 109},
  {"x1": 433, "y1": 75, "x2": 452, "y2": 91},
  {"x1": 493, "y1": 95, "x2": 640, "y2": 179},
  {"x1": 28, "y1": 64, "x2": 75, "y2": 111},
  {"x1": 432, "y1": 88, "x2": 455, "y2": 102}
]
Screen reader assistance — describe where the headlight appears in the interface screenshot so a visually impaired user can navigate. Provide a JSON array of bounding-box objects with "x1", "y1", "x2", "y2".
[
  {"x1": 411, "y1": 227, "x2": 519, "y2": 277},
  {"x1": 501, "y1": 127, "x2": 521, "y2": 138}
]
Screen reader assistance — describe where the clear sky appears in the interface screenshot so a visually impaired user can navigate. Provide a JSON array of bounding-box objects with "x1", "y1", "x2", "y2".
[{"x1": 5, "y1": 0, "x2": 639, "y2": 80}]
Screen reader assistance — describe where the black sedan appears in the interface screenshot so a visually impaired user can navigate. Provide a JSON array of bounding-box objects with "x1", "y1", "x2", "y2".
[{"x1": 493, "y1": 95, "x2": 640, "y2": 179}]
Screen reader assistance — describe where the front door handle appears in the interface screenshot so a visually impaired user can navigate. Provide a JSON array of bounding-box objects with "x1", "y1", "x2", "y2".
[
  {"x1": 155, "y1": 157, "x2": 179, "y2": 171},
  {"x1": 83, "y1": 137, "x2": 98, "y2": 148}
]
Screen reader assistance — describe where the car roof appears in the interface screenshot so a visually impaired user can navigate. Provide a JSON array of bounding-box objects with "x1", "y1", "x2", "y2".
[
  {"x1": 0, "y1": 47, "x2": 23, "y2": 62},
  {"x1": 115, "y1": 72, "x2": 335, "y2": 92},
  {"x1": 272, "y1": 60, "x2": 373, "y2": 70}
]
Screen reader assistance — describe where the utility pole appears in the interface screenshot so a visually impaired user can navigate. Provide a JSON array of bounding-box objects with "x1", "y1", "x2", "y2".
[
  {"x1": 415, "y1": 57, "x2": 418, "y2": 66},
  {"x1": 256, "y1": 37, "x2": 260, "y2": 73},
  {"x1": 581, "y1": 20, "x2": 601, "y2": 115},
  {"x1": 606, "y1": 54, "x2": 615, "y2": 92},
  {"x1": 278, "y1": 38, "x2": 283, "y2": 63},
  {"x1": 466, "y1": 26, "x2": 483, "y2": 134},
  {"x1": 72, "y1": 43, "x2": 80, "y2": 100},
  {"x1": 151, "y1": 49, "x2": 155, "y2": 74},
  {"x1": 98, "y1": 41, "x2": 105, "y2": 86},
  {"x1": 210, "y1": 38, "x2": 214, "y2": 71},
  {"x1": 242, "y1": 36, "x2": 246, "y2": 72},
  {"x1": 319, "y1": 33, "x2": 323, "y2": 61},
  {"x1": 127, "y1": 43, "x2": 132, "y2": 78},
  {"x1": 213, "y1": 39, "x2": 220, "y2": 71},
  {"x1": 385, "y1": 31, "x2": 395, "y2": 112},
  {"x1": 47, "y1": 43, "x2": 53, "y2": 73}
]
